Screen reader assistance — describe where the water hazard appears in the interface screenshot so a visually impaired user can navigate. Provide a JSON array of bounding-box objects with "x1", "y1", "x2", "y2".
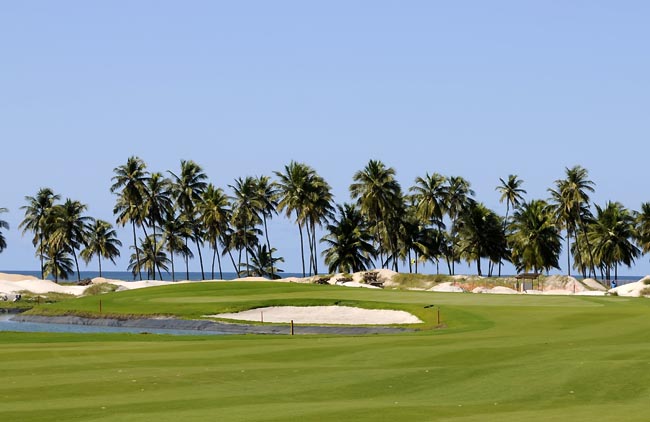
[{"x1": 0, "y1": 314, "x2": 230, "y2": 336}]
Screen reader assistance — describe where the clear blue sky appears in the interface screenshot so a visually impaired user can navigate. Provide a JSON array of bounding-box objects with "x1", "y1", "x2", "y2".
[{"x1": 1, "y1": 1, "x2": 649, "y2": 276}]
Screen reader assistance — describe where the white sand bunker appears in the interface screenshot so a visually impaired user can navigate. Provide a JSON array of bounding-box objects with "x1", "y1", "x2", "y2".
[{"x1": 208, "y1": 305, "x2": 422, "y2": 325}]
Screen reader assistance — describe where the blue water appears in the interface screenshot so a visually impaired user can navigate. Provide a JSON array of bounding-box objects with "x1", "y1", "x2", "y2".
[
  {"x1": 1, "y1": 270, "x2": 307, "y2": 282},
  {"x1": 0, "y1": 314, "x2": 228, "y2": 335},
  {"x1": 1, "y1": 270, "x2": 645, "y2": 284}
]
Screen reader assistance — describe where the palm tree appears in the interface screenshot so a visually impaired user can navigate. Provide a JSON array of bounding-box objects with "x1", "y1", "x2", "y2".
[
  {"x1": 111, "y1": 157, "x2": 149, "y2": 280},
  {"x1": 161, "y1": 212, "x2": 193, "y2": 281},
  {"x1": 230, "y1": 176, "x2": 263, "y2": 275},
  {"x1": 410, "y1": 173, "x2": 447, "y2": 228},
  {"x1": 19, "y1": 188, "x2": 60, "y2": 279},
  {"x1": 589, "y1": 202, "x2": 639, "y2": 281},
  {"x1": 255, "y1": 175, "x2": 279, "y2": 278},
  {"x1": 444, "y1": 176, "x2": 475, "y2": 275},
  {"x1": 169, "y1": 160, "x2": 208, "y2": 279},
  {"x1": 350, "y1": 160, "x2": 402, "y2": 270},
  {"x1": 549, "y1": 166, "x2": 596, "y2": 278},
  {"x1": 81, "y1": 219, "x2": 122, "y2": 278},
  {"x1": 43, "y1": 246, "x2": 74, "y2": 283},
  {"x1": 508, "y1": 200, "x2": 562, "y2": 274},
  {"x1": 634, "y1": 202, "x2": 650, "y2": 257},
  {"x1": 240, "y1": 244, "x2": 284, "y2": 279},
  {"x1": 128, "y1": 235, "x2": 170, "y2": 280},
  {"x1": 143, "y1": 172, "x2": 172, "y2": 278},
  {"x1": 303, "y1": 173, "x2": 334, "y2": 275},
  {"x1": 0, "y1": 208, "x2": 8, "y2": 253},
  {"x1": 199, "y1": 184, "x2": 231, "y2": 279},
  {"x1": 49, "y1": 199, "x2": 92, "y2": 281},
  {"x1": 496, "y1": 175, "x2": 526, "y2": 276},
  {"x1": 456, "y1": 202, "x2": 505, "y2": 276},
  {"x1": 274, "y1": 161, "x2": 314, "y2": 277},
  {"x1": 321, "y1": 203, "x2": 376, "y2": 273}
]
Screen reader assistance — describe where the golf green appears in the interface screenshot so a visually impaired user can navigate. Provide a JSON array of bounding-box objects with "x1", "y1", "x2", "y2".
[{"x1": 1, "y1": 282, "x2": 650, "y2": 421}]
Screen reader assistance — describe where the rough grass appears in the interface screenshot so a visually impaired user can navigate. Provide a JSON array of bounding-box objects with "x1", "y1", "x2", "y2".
[
  {"x1": 3, "y1": 282, "x2": 650, "y2": 421},
  {"x1": 0, "y1": 291, "x2": 75, "y2": 311},
  {"x1": 83, "y1": 283, "x2": 120, "y2": 296}
]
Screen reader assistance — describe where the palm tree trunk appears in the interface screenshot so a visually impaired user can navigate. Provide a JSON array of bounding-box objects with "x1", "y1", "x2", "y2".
[
  {"x1": 499, "y1": 204, "x2": 510, "y2": 277},
  {"x1": 39, "y1": 233, "x2": 45, "y2": 280},
  {"x1": 184, "y1": 237, "x2": 190, "y2": 280},
  {"x1": 263, "y1": 215, "x2": 273, "y2": 279},
  {"x1": 311, "y1": 219, "x2": 318, "y2": 275},
  {"x1": 72, "y1": 248, "x2": 81, "y2": 282},
  {"x1": 305, "y1": 221, "x2": 313, "y2": 276},
  {"x1": 408, "y1": 249, "x2": 412, "y2": 273},
  {"x1": 215, "y1": 242, "x2": 223, "y2": 280},
  {"x1": 152, "y1": 223, "x2": 159, "y2": 280},
  {"x1": 566, "y1": 231, "x2": 571, "y2": 276},
  {"x1": 211, "y1": 246, "x2": 216, "y2": 280},
  {"x1": 98, "y1": 256, "x2": 102, "y2": 278},
  {"x1": 132, "y1": 222, "x2": 142, "y2": 280},
  {"x1": 228, "y1": 249, "x2": 239, "y2": 277},
  {"x1": 195, "y1": 239, "x2": 205, "y2": 280},
  {"x1": 298, "y1": 222, "x2": 306, "y2": 277},
  {"x1": 170, "y1": 250, "x2": 175, "y2": 281}
]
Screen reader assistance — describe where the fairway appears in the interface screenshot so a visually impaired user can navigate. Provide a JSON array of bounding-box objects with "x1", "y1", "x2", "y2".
[{"x1": 2, "y1": 282, "x2": 650, "y2": 421}]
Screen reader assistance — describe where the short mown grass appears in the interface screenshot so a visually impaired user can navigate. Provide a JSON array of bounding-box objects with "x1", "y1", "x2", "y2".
[{"x1": 3, "y1": 281, "x2": 650, "y2": 421}]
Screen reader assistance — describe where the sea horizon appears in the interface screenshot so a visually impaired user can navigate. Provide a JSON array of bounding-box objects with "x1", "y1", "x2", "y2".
[{"x1": 1, "y1": 269, "x2": 646, "y2": 284}]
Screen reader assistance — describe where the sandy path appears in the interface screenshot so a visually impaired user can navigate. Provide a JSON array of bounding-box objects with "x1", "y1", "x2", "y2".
[{"x1": 208, "y1": 305, "x2": 422, "y2": 325}]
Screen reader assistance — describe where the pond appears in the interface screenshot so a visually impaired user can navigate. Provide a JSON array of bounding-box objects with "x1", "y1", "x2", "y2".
[{"x1": 0, "y1": 314, "x2": 230, "y2": 336}]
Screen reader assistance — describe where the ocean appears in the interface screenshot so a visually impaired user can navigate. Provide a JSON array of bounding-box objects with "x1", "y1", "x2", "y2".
[
  {"x1": 0, "y1": 270, "x2": 645, "y2": 285},
  {"x1": 0, "y1": 270, "x2": 307, "y2": 282}
]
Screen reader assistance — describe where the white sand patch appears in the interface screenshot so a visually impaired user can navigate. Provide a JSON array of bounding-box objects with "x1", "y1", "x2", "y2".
[
  {"x1": 336, "y1": 281, "x2": 382, "y2": 289},
  {"x1": 0, "y1": 272, "x2": 39, "y2": 282},
  {"x1": 208, "y1": 305, "x2": 422, "y2": 325},
  {"x1": 0, "y1": 279, "x2": 85, "y2": 296},
  {"x1": 487, "y1": 286, "x2": 519, "y2": 294},
  {"x1": 233, "y1": 276, "x2": 269, "y2": 282},
  {"x1": 609, "y1": 277, "x2": 650, "y2": 297},
  {"x1": 582, "y1": 278, "x2": 607, "y2": 291},
  {"x1": 428, "y1": 282, "x2": 465, "y2": 293}
]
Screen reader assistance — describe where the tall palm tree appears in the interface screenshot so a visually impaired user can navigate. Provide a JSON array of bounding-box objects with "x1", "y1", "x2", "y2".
[
  {"x1": 303, "y1": 173, "x2": 334, "y2": 275},
  {"x1": 127, "y1": 235, "x2": 170, "y2": 280},
  {"x1": 19, "y1": 188, "x2": 60, "y2": 279},
  {"x1": 80, "y1": 219, "x2": 122, "y2": 277},
  {"x1": 350, "y1": 160, "x2": 402, "y2": 270},
  {"x1": 549, "y1": 165, "x2": 596, "y2": 277},
  {"x1": 199, "y1": 184, "x2": 231, "y2": 279},
  {"x1": 169, "y1": 160, "x2": 208, "y2": 279},
  {"x1": 410, "y1": 173, "x2": 447, "y2": 228},
  {"x1": 274, "y1": 161, "x2": 315, "y2": 277},
  {"x1": 143, "y1": 172, "x2": 172, "y2": 278},
  {"x1": 0, "y1": 208, "x2": 8, "y2": 253},
  {"x1": 255, "y1": 175, "x2": 279, "y2": 278},
  {"x1": 230, "y1": 176, "x2": 263, "y2": 275},
  {"x1": 589, "y1": 202, "x2": 639, "y2": 281},
  {"x1": 49, "y1": 199, "x2": 92, "y2": 281},
  {"x1": 111, "y1": 157, "x2": 149, "y2": 280},
  {"x1": 321, "y1": 203, "x2": 376, "y2": 274},
  {"x1": 496, "y1": 175, "x2": 526, "y2": 276},
  {"x1": 508, "y1": 200, "x2": 562, "y2": 274},
  {"x1": 161, "y1": 212, "x2": 193, "y2": 281},
  {"x1": 444, "y1": 176, "x2": 475, "y2": 275}
]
